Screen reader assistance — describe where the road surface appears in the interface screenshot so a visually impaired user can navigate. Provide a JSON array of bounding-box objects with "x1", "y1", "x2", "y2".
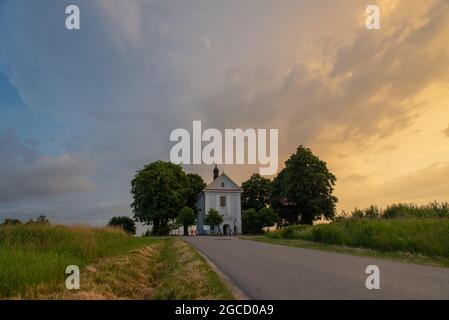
[{"x1": 183, "y1": 237, "x2": 449, "y2": 299}]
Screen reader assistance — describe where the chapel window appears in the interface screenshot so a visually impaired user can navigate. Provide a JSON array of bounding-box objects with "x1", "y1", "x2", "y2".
[{"x1": 220, "y1": 196, "x2": 226, "y2": 207}]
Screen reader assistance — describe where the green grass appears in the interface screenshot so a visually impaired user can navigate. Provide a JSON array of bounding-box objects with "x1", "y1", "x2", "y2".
[
  {"x1": 246, "y1": 236, "x2": 449, "y2": 267},
  {"x1": 259, "y1": 218, "x2": 449, "y2": 267},
  {"x1": 344, "y1": 201, "x2": 449, "y2": 219},
  {"x1": 0, "y1": 225, "x2": 234, "y2": 300},
  {"x1": 0, "y1": 224, "x2": 156, "y2": 298},
  {"x1": 149, "y1": 238, "x2": 234, "y2": 300}
]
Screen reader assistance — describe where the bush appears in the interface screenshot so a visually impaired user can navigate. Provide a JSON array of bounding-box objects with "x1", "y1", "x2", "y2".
[
  {"x1": 308, "y1": 224, "x2": 346, "y2": 245},
  {"x1": 382, "y1": 202, "x2": 449, "y2": 219},
  {"x1": 267, "y1": 218, "x2": 449, "y2": 258},
  {"x1": 108, "y1": 216, "x2": 136, "y2": 235},
  {"x1": 242, "y1": 208, "x2": 278, "y2": 234},
  {"x1": 204, "y1": 208, "x2": 223, "y2": 233},
  {"x1": 1, "y1": 218, "x2": 22, "y2": 226},
  {"x1": 345, "y1": 202, "x2": 449, "y2": 220},
  {"x1": 266, "y1": 224, "x2": 311, "y2": 239}
]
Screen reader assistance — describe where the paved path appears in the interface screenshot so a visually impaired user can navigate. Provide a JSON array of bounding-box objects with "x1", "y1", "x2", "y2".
[{"x1": 184, "y1": 237, "x2": 449, "y2": 299}]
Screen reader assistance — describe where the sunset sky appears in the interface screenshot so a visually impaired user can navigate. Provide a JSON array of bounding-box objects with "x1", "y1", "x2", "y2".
[{"x1": 1, "y1": 0, "x2": 449, "y2": 225}]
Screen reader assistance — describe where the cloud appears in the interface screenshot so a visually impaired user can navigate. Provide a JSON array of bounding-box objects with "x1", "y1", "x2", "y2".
[
  {"x1": 95, "y1": 0, "x2": 144, "y2": 53},
  {"x1": 200, "y1": 0, "x2": 449, "y2": 149},
  {"x1": 343, "y1": 174, "x2": 368, "y2": 183},
  {"x1": 1, "y1": 0, "x2": 449, "y2": 219},
  {"x1": 0, "y1": 131, "x2": 95, "y2": 202},
  {"x1": 203, "y1": 37, "x2": 211, "y2": 50},
  {"x1": 377, "y1": 162, "x2": 449, "y2": 202},
  {"x1": 443, "y1": 125, "x2": 449, "y2": 137}
]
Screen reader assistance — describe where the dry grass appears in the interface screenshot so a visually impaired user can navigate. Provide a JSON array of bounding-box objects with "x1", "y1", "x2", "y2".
[
  {"x1": 14, "y1": 245, "x2": 157, "y2": 300},
  {"x1": 9, "y1": 237, "x2": 233, "y2": 300},
  {"x1": 148, "y1": 239, "x2": 234, "y2": 300},
  {"x1": 0, "y1": 224, "x2": 156, "y2": 298}
]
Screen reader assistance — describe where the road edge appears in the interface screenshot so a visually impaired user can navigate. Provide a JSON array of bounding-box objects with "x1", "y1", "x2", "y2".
[{"x1": 182, "y1": 239, "x2": 250, "y2": 300}]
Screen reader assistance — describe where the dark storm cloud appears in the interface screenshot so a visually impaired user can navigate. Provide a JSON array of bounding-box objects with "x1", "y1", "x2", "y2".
[
  {"x1": 1, "y1": 0, "x2": 449, "y2": 219},
  {"x1": 0, "y1": 131, "x2": 95, "y2": 202}
]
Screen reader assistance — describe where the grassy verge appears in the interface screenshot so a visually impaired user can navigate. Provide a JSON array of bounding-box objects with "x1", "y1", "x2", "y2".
[
  {"x1": 0, "y1": 224, "x2": 155, "y2": 298},
  {"x1": 16, "y1": 238, "x2": 233, "y2": 300},
  {"x1": 244, "y1": 218, "x2": 449, "y2": 268},
  {"x1": 149, "y1": 238, "x2": 233, "y2": 300},
  {"x1": 0, "y1": 225, "x2": 233, "y2": 299},
  {"x1": 245, "y1": 236, "x2": 449, "y2": 268}
]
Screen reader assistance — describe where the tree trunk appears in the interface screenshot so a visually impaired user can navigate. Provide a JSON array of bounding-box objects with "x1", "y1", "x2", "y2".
[{"x1": 183, "y1": 224, "x2": 188, "y2": 236}]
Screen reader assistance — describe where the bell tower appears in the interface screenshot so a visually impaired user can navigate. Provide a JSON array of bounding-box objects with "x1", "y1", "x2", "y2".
[{"x1": 213, "y1": 165, "x2": 219, "y2": 180}]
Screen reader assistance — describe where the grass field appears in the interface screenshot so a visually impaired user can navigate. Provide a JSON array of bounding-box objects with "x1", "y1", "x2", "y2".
[
  {"x1": 0, "y1": 224, "x2": 233, "y2": 299},
  {"x1": 254, "y1": 217, "x2": 449, "y2": 267}
]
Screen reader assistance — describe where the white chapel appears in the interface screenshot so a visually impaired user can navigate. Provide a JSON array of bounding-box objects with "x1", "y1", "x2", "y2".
[{"x1": 196, "y1": 165, "x2": 242, "y2": 235}]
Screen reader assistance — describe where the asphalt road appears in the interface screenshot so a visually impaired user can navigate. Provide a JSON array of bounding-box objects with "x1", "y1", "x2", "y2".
[{"x1": 183, "y1": 237, "x2": 449, "y2": 299}]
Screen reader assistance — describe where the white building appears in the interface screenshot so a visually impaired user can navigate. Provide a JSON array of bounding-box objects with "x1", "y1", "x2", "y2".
[{"x1": 196, "y1": 166, "x2": 242, "y2": 235}]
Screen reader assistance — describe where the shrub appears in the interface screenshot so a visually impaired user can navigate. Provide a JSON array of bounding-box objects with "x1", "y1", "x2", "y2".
[
  {"x1": 266, "y1": 224, "x2": 310, "y2": 239},
  {"x1": 309, "y1": 224, "x2": 346, "y2": 245},
  {"x1": 345, "y1": 202, "x2": 449, "y2": 220},
  {"x1": 267, "y1": 218, "x2": 449, "y2": 259},
  {"x1": 242, "y1": 208, "x2": 278, "y2": 234},
  {"x1": 108, "y1": 216, "x2": 136, "y2": 235},
  {"x1": 204, "y1": 208, "x2": 223, "y2": 233}
]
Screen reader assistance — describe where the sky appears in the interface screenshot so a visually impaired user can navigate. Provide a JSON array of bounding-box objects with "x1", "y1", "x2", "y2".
[{"x1": 1, "y1": 0, "x2": 449, "y2": 228}]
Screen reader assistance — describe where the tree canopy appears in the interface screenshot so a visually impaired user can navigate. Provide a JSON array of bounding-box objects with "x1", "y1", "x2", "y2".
[
  {"x1": 271, "y1": 145, "x2": 337, "y2": 225},
  {"x1": 131, "y1": 160, "x2": 189, "y2": 235},
  {"x1": 36, "y1": 215, "x2": 50, "y2": 225},
  {"x1": 242, "y1": 208, "x2": 278, "y2": 234},
  {"x1": 204, "y1": 208, "x2": 223, "y2": 232},
  {"x1": 241, "y1": 173, "x2": 272, "y2": 211},
  {"x1": 176, "y1": 206, "x2": 196, "y2": 236},
  {"x1": 186, "y1": 173, "x2": 206, "y2": 211}
]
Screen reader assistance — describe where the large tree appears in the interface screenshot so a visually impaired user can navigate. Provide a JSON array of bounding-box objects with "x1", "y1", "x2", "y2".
[
  {"x1": 271, "y1": 146, "x2": 337, "y2": 225},
  {"x1": 241, "y1": 173, "x2": 272, "y2": 211},
  {"x1": 176, "y1": 206, "x2": 196, "y2": 236},
  {"x1": 131, "y1": 160, "x2": 189, "y2": 235},
  {"x1": 186, "y1": 173, "x2": 206, "y2": 211}
]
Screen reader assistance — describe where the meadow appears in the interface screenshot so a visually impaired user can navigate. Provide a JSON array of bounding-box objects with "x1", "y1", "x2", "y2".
[
  {"x1": 261, "y1": 202, "x2": 449, "y2": 266},
  {"x1": 0, "y1": 224, "x2": 232, "y2": 299},
  {"x1": 0, "y1": 224, "x2": 154, "y2": 298}
]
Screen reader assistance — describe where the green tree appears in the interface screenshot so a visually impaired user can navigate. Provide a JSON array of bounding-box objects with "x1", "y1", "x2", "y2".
[
  {"x1": 186, "y1": 173, "x2": 206, "y2": 210},
  {"x1": 271, "y1": 145, "x2": 337, "y2": 225},
  {"x1": 2, "y1": 218, "x2": 22, "y2": 226},
  {"x1": 36, "y1": 215, "x2": 50, "y2": 225},
  {"x1": 177, "y1": 206, "x2": 196, "y2": 236},
  {"x1": 204, "y1": 208, "x2": 223, "y2": 234},
  {"x1": 108, "y1": 216, "x2": 136, "y2": 235},
  {"x1": 242, "y1": 207, "x2": 278, "y2": 234},
  {"x1": 241, "y1": 174, "x2": 272, "y2": 211},
  {"x1": 131, "y1": 160, "x2": 189, "y2": 236}
]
